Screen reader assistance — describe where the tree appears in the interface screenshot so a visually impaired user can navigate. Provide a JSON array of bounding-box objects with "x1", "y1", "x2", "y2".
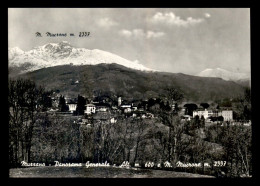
[
  {"x1": 9, "y1": 78, "x2": 46, "y2": 167},
  {"x1": 219, "y1": 98, "x2": 232, "y2": 108},
  {"x1": 58, "y1": 95, "x2": 68, "y2": 112},
  {"x1": 200, "y1": 103, "x2": 209, "y2": 109},
  {"x1": 220, "y1": 125, "x2": 252, "y2": 177},
  {"x1": 200, "y1": 115, "x2": 205, "y2": 128},
  {"x1": 75, "y1": 95, "x2": 86, "y2": 115},
  {"x1": 233, "y1": 87, "x2": 251, "y2": 122},
  {"x1": 183, "y1": 103, "x2": 198, "y2": 116},
  {"x1": 164, "y1": 87, "x2": 184, "y2": 112},
  {"x1": 32, "y1": 113, "x2": 81, "y2": 164},
  {"x1": 132, "y1": 118, "x2": 147, "y2": 165},
  {"x1": 158, "y1": 87, "x2": 185, "y2": 166},
  {"x1": 193, "y1": 115, "x2": 200, "y2": 129},
  {"x1": 39, "y1": 91, "x2": 52, "y2": 111}
]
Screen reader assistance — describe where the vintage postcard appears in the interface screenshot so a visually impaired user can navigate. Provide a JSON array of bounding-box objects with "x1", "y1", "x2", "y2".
[{"x1": 8, "y1": 8, "x2": 251, "y2": 178}]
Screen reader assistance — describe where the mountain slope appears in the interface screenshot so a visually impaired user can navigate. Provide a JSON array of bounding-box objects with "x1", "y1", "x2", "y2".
[
  {"x1": 8, "y1": 41, "x2": 155, "y2": 74},
  {"x1": 17, "y1": 64, "x2": 245, "y2": 102}
]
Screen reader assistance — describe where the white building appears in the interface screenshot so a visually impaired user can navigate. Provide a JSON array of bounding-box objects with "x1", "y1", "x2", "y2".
[
  {"x1": 118, "y1": 97, "x2": 122, "y2": 106},
  {"x1": 110, "y1": 118, "x2": 117, "y2": 124},
  {"x1": 193, "y1": 109, "x2": 233, "y2": 121},
  {"x1": 121, "y1": 105, "x2": 131, "y2": 109},
  {"x1": 67, "y1": 103, "x2": 77, "y2": 113},
  {"x1": 221, "y1": 110, "x2": 233, "y2": 121},
  {"x1": 85, "y1": 104, "x2": 96, "y2": 115},
  {"x1": 193, "y1": 109, "x2": 209, "y2": 119},
  {"x1": 120, "y1": 105, "x2": 132, "y2": 113}
]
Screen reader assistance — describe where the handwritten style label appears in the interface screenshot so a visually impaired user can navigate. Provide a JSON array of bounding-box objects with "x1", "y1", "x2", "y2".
[
  {"x1": 54, "y1": 161, "x2": 82, "y2": 167},
  {"x1": 21, "y1": 161, "x2": 45, "y2": 167},
  {"x1": 213, "y1": 161, "x2": 226, "y2": 167},
  {"x1": 119, "y1": 161, "x2": 130, "y2": 168},
  {"x1": 145, "y1": 161, "x2": 154, "y2": 168},
  {"x1": 20, "y1": 160, "x2": 226, "y2": 168},
  {"x1": 85, "y1": 161, "x2": 110, "y2": 168},
  {"x1": 176, "y1": 161, "x2": 202, "y2": 168},
  {"x1": 176, "y1": 161, "x2": 226, "y2": 168},
  {"x1": 35, "y1": 32, "x2": 90, "y2": 38},
  {"x1": 164, "y1": 161, "x2": 172, "y2": 168}
]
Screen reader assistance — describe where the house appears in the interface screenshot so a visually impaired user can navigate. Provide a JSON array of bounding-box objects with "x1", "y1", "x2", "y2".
[
  {"x1": 208, "y1": 110, "x2": 214, "y2": 118},
  {"x1": 118, "y1": 97, "x2": 122, "y2": 106},
  {"x1": 193, "y1": 109, "x2": 209, "y2": 119},
  {"x1": 221, "y1": 110, "x2": 233, "y2": 121},
  {"x1": 110, "y1": 117, "x2": 117, "y2": 124},
  {"x1": 193, "y1": 109, "x2": 233, "y2": 122},
  {"x1": 85, "y1": 104, "x2": 96, "y2": 115},
  {"x1": 212, "y1": 110, "x2": 220, "y2": 117},
  {"x1": 92, "y1": 102, "x2": 110, "y2": 112},
  {"x1": 67, "y1": 99, "x2": 77, "y2": 113},
  {"x1": 67, "y1": 103, "x2": 77, "y2": 113},
  {"x1": 120, "y1": 104, "x2": 131, "y2": 109},
  {"x1": 120, "y1": 104, "x2": 132, "y2": 113}
]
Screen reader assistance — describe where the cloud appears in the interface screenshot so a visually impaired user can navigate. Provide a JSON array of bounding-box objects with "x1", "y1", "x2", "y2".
[
  {"x1": 119, "y1": 29, "x2": 132, "y2": 37},
  {"x1": 132, "y1": 29, "x2": 146, "y2": 38},
  {"x1": 119, "y1": 29, "x2": 165, "y2": 39},
  {"x1": 205, "y1": 13, "x2": 211, "y2": 18},
  {"x1": 97, "y1": 17, "x2": 118, "y2": 28},
  {"x1": 146, "y1": 31, "x2": 165, "y2": 38},
  {"x1": 150, "y1": 12, "x2": 204, "y2": 26}
]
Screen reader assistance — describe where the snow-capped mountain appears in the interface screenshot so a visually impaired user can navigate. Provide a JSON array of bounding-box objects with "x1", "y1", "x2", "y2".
[
  {"x1": 8, "y1": 47, "x2": 25, "y2": 60},
  {"x1": 8, "y1": 41, "x2": 155, "y2": 73},
  {"x1": 197, "y1": 68, "x2": 250, "y2": 81}
]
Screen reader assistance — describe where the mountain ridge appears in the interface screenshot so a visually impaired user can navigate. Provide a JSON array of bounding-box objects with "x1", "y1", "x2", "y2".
[
  {"x1": 197, "y1": 68, "x2": 250, "y2": 81},
  {"x1": 8, "y1": 41, "x2": 155, "y2": 73},
  {"x1": 11, "y1": 63, "x2": 247, "y2": 103},
  {"x1": 9, "y1": 41, "x2": 250, "y2": 84}
]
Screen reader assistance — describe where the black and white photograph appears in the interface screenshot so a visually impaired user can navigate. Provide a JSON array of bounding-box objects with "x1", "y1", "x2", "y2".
[{"x1": 8, "y1": 8, "x2": 252, "y2": 178}]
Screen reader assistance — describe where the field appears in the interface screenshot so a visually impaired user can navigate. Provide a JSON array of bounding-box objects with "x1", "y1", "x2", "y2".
[{"x1": 9, "y1": 166, "x2": 214, "y2": 178}]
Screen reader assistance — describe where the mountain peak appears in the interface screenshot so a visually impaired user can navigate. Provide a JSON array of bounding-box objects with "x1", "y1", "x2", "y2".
[{"x1": 8, "y1": 41, "x2": 156, "y2": 73}]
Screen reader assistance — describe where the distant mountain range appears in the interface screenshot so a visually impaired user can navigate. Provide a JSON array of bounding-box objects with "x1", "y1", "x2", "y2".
[
  {"x1": 8, "y1": 42, "x2": 249, "y2": 102},
  {"x1": 197, "y1": 68, "x2": 250, "y2": 82},
  {"x1": 9, "y1": 41, "x2": 250, "y2": 82}
]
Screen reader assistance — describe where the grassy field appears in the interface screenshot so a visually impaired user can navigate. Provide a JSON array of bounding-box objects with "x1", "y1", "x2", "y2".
[{"x1": 9, "y1": 166, "x2": 214, "y2": 178}]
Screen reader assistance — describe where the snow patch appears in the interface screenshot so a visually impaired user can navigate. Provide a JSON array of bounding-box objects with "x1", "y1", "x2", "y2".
[{"x1": 197, "y1": 68, "x2": 249, "y2": 81}]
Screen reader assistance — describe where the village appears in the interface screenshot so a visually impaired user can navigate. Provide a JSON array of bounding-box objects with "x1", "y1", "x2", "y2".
[{"x1": 46, "y1": 91, "x2": 251, "y2": 128}]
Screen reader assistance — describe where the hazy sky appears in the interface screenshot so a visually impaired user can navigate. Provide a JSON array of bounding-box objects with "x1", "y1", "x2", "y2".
[{"x1": 8, "y1": 8, "x2": 250, "y2": 75}]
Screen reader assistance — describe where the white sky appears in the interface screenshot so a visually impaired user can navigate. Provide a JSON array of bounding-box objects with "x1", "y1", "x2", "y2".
[{"x1": 8, "y1": 8, "x2": 250, "y2": 75}]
